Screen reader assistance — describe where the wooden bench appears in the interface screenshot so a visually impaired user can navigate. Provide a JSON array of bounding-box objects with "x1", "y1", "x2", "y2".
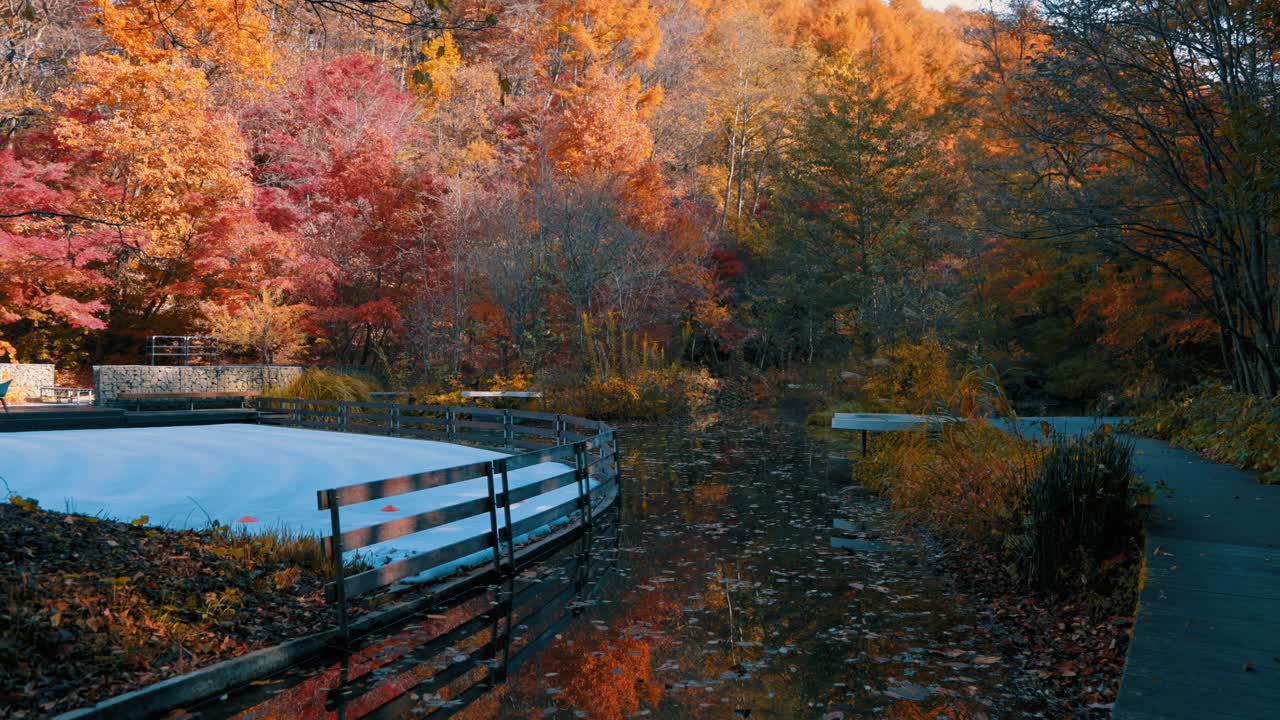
[{"x1": 115, "y1": 391, "x2": 260, "y2": 411}]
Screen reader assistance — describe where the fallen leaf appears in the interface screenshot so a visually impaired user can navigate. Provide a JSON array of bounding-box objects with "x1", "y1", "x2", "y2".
[{"x1": 886, "y1": 682, "x2": 930, "y2": 701}]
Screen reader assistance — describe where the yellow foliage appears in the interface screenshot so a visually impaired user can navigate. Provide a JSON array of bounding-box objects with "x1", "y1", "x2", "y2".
[
  {"x1": 537, "y1": 367, "x2": 717, "y2": 420},
  {"x1": 860, "y1": 336, "x2": 954, "y2": 414},
  {"x1": 409, "y1": 32, "x2": 462, "y2": 112},
  {"x1": 92, "y1": 0, "x2": 272, "y2": 87},
  {"x1": 55, "y1": 55, "x2": 252, "y2": 257},
  {"x1": 92, "y1": 0, "x2": 274, "y2": 87},
  {"x1": 266, "y1": 368, "x2": 378, "y2": 402},
  {"x1": 8, "y1": 496, "x2": 40, "y2": 512},
  {"x1": 542, "y1": 0, "x2": 662, "y2": 71},
  {"x1": 205, "y1": 288, "x2": 309, "y2": 365},
  {"x1": 855, "y1": 425, "x2": 1040, "y2": 539}
]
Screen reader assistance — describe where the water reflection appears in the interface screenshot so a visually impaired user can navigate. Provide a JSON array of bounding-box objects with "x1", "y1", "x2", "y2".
[
  {"x1": 198, "y1": 415, "x2": 1052, "y2": 719},
  {"x1": 193, "y1": 516, "x2": 619, "y2": 720},
  {"x1": 494, "y1": 417, "x2": 1049, "y2": 719}
]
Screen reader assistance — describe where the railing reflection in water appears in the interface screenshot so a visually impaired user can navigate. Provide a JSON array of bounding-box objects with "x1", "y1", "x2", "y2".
[{"x1": 203, "y1": 509, "x2": 620, "y2": 720}]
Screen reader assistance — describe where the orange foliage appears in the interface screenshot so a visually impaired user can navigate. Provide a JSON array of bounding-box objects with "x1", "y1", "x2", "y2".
[
  {"x1": 548, "y1": 70, "x2": 654, "y2": 179},
  {"x1": 783, "y1": 0, "x2": 967, "y2": 111},
  {"x1": 54, "y1": 55, "x2": 252, "y2": 256},
  {"x1": 867, "y1": 425, "x2": 1038, "y2": 540},
  {"x1": 91, "y1": 0, "x2": 273, "y2": 86},
  {"x1": 1078, "y1": 261, "x2": 1217, "y2": 351},
  {"x1": 538, "y1": 0, "x2": 662, "y2": 74}
]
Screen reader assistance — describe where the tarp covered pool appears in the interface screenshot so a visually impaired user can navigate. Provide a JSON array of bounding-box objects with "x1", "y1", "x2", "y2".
[{"x1": 0, "y1": 424, "x2": 586, "y2": 581}]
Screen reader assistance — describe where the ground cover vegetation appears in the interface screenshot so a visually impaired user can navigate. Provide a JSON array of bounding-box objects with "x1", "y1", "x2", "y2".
[
  {"x1": 3, "y1": 0, "x2": 1275, "y2": 419},
  {"x1": 1131, "y1": 384, "x2": 1280, "y2": 484},
  {"x1": 0, "y1": 500, "x2": 340, "y2": 718}
]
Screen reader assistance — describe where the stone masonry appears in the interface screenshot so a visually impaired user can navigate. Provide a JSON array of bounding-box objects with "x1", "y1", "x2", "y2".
[
  {"x1": 93, "y1": 365, "x2": 305, "y2": 404},
  {"x1": 0, "y1": 363, "x2": 56, "y2": 402}
]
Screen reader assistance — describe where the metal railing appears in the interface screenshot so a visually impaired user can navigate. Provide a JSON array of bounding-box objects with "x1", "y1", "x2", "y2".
[
  {"x1": 147, "y1": 335, "x2": 221, "y2": 365},
  {"x1": 255, "y1": 398, "x2": 621, "y2": 639}
]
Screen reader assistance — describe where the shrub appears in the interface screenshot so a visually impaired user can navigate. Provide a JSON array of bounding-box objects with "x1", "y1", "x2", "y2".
[
  {"x1": 266, "y1": 367, "x2": 378, "y2": 402},
  {"x1": 1012, "y1": 431, "x2": 1140, "y2": 595},
  {"x1": 536, "y1": 366, "x2": 718, "y2": 420},
  {"x1": 1131, "y1": 384, "x2": 1280, "y2": 484},
  {"x1": 859, "y1": 336, "x2": 954, "y2": 413},
  {"x1": 854, "y1": 424, "x2": 1040, "y2": 539},
  {"x1": 805, "y1": 400, "x2": 864, "y2": 427}
]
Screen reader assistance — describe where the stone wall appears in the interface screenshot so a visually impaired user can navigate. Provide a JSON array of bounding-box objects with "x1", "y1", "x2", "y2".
[
  {"x1": 0, "y1": 363, "x2": 56, "y2": 402},
  {"x1": 93, "y1": 365, "x2": 305, "y2": 404}
]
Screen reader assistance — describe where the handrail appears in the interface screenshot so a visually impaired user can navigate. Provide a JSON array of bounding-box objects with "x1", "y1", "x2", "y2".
[{"x1": 254, "y1": 397, "x2": 621, "y2": 640}]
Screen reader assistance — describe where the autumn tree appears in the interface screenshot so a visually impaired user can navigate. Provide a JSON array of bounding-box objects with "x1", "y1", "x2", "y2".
[
  {"x1": 0, "y1": 0, "x2": 104, "y2": 144},
  {"x1": 204, "y1": 288, "x2": 309, "y2": 364},
  {"x1": 992, "y1": 0, "x2": 1280, "y2": 396},
  {"x1": 753, "y1": 50, "x2": 950, "y2": 363},
  {"x1": 52, "y1": 54, "x2": 274, "y2": 358},
  {"x1": 0, "y1": 149, "x2": 109, "y2": 360},
  {"x1": 91, "y1": 0, "x2": 274, "y2": 87},
  {"x1": 698, "y1": 7, "x2": 810, "y2": 229},
  {"x1": 244, "y1": 54, "x2": 442, "y2": 368}
]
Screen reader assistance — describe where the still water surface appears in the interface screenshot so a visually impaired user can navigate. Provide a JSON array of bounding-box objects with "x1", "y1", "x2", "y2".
[{"x1": 201, "y1": 412, "x2": 1049, "y2": 719}]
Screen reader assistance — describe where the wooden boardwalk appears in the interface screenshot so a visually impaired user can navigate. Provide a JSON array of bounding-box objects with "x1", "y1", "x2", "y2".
[{"x1": 1115, "y1": 437, "x2": 1280, "y2": 719}]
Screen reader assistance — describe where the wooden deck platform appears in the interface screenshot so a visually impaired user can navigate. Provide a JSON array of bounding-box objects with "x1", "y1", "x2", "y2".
[{"x1": 0, "y1": 405, "x2": 256, "y2": 432}]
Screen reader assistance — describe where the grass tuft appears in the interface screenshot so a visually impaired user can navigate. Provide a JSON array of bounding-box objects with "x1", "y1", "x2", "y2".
[{"x1": 266, "y1": 367, "x2": 380, "y2": 402}]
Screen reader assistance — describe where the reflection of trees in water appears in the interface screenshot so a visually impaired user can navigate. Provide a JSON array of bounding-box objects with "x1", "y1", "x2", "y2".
[
  {"x1": 884, "y1": 700, "x2": 991, "y2": 719},
  {"x1": 486, "y1": 420, "x2": 1017, "y2": 720},
  {"x1": 499, "y1": 552, "x2": 679, "y2": 719}
]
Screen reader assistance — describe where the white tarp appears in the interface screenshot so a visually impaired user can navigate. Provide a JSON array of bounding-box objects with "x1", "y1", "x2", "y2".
[{"x1": 0, "y1": 424, "x2": 587, "y2": 580}]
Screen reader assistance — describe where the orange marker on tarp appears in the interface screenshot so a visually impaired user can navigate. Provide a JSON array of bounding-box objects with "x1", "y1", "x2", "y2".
[
  {"x1": 237, "y1": 515, "x2": 258, "y2": 523},
  {"x1": 381, "y1": 505, "x2": 400, "y2": 512}
]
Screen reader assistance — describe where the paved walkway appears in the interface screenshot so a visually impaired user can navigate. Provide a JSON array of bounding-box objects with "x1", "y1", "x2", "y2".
[
  {"x1": 995, "y1": 418, "x2": 1280, "y2": 718},
  {"x1": 1114, "y1": 436, "x2": 1280, "y2": 719}
]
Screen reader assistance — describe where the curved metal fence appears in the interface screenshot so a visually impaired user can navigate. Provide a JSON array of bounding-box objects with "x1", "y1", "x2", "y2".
[{"x1": 254, "y1": 398, "x2": 621, "y2": 637}]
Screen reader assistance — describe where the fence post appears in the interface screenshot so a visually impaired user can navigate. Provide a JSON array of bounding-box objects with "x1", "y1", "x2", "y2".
[
  {"x1": 389, "y1": 402, "x2": 397, "y2": 435},
  {"x1": 555, "y1": 414, "x2": 565, "y2": 446},
  {"x1": 498, "y1": 458, "x2": 515, "y2": 564},
  {"x1": 575, "y1": 442, "x2": 592, "y2": 530},
  {"x1": 325, "y1": 488, "x2": 350, "y2": 642},
  {"x1": 611, "y1": 432, "x2": 622, "y2": 491},
  {"x1": 446, "y1": 406, "x2": 456, "y2": 442},
  {"x1": 484, "y1": 462, "x2": 503, "y2": 576},
  {"x1": 338, "y1": 401, "x2": 348, "y2": 432},
  {"x1": 503, "y1": 409, "x2": 513, "y2": 449}
]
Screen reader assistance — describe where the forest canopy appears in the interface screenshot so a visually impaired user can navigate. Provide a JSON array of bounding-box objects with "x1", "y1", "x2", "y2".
[{"x1": 2, "y1": 0, "x2": 1276, "y2": 406}]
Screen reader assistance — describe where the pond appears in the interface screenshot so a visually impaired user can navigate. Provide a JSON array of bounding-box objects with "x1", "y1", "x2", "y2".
[{"x1": 196, "y1": 411, "x2": 1053, "y2": 719}]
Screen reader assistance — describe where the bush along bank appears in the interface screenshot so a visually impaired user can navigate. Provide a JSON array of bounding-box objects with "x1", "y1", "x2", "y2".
[
  {"x1": 1130, "y1": 383, "x2": 1280, "y2": 484},
  {"x1": 850, "y1": 423, "x2": 1144, "y2": 712}
]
